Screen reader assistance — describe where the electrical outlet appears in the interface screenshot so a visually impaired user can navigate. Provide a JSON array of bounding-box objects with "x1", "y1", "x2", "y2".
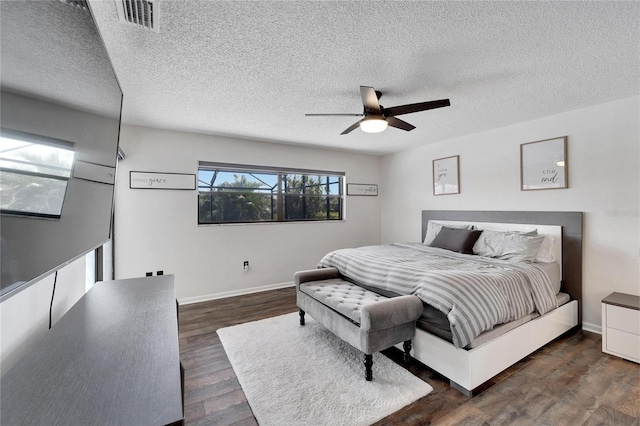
[
  {"x1": 243, "y1": 261, "x2": 249, "y2": 272},
  {"x1": 157, "y1": 270, "x2": 163, "y2": 276},
  {"x1": 145, "y1": 272, "x2": 152, "y2": 277}
]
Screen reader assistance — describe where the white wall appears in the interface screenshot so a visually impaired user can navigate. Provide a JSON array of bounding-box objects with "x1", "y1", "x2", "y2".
[
  {"x1": 0, "y1": 256, "x2": 86, "y2": 376},
  {"x1": 380, "y1": 96, "x2": 639, "y2": 330},
  {"x1": 114, "y1": 125, "x2": 382, "y2": 302}
]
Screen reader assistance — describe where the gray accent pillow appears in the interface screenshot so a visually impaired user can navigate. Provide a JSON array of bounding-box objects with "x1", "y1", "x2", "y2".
[
  {"x1": 429, "y1": 227, "x2": 482, "y2": 254},
  {"x1": 423, "y1": 221, "x2": 473, "y2": 245}
]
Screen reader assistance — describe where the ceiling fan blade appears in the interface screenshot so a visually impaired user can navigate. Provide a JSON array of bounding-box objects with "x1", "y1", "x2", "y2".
[
  {"x1": 383, "y1": 99, "x2": 450, "y2": 117},
  {"x1": 360, "y1": 86, "x2": 381, "y2": 114},
  {"x1": 305, "y1": 113, "x2": 364, "y2": 116},
  {"x1": 341, "y1": 119, "x2": 363, "y2": 135},
  {"x1": 386, "y1": 117, "x2": 416, "y2": 132}
]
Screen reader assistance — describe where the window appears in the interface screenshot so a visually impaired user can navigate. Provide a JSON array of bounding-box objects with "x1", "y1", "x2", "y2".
[
  {"x1": 0, "y1": 128, "x2": 75, "y2": 218},
  {"x1": 198, "y1": 162, "x2": 344, "y2": 224}
]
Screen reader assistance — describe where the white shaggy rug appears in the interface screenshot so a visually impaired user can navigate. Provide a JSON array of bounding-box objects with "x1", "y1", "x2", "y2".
[{"x1": 217, "y1": 312, "x2": 433, "y2": 426}]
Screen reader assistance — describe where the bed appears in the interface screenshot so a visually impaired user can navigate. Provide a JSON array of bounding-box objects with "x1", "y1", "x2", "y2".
[{"x1": 319, "y1": 210, "x2": 582, "y2": 395}]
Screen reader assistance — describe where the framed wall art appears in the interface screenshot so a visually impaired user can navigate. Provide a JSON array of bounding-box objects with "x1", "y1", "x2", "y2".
[
  {"x1": 346, "y1": 183, "x2": 378, "y2": 196},
  {"x1": 520, "y1": 137, "x2": 568, "y2": 191},
  {"x1": 130, "y1": 171, "x2": 196, "y2": 190},
  {"x1": 433, "y1": 155, "x2": 460, "y2": 195}
]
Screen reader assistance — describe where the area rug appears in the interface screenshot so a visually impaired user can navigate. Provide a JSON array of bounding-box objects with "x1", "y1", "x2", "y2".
[{"x1": 217, "y1": 312, "x2": 433, "y2": 426}]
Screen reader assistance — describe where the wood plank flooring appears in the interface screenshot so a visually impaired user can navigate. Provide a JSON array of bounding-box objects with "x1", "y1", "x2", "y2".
[{"x1": 178, "y1": 287, "x2": 640, "y2": 425}]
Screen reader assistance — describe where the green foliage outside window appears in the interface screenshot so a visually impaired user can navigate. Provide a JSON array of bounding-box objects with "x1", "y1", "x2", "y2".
[{"x1": 198, "y1": 167, "x2": 343, "y2": 224}]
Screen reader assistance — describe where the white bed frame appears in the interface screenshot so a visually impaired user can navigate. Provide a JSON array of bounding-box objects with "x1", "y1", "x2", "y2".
[
  {"x1": 395, "y1": 215, "x2": 581, "y2": 395},
  {"x1": 408, "y1": 301, "x2": 577, "y2": 394}
]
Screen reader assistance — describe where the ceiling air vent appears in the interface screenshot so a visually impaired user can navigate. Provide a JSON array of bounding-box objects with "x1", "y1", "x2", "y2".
[{"x1": 115, "y1": 0, "x2": 159, "y2": 33}]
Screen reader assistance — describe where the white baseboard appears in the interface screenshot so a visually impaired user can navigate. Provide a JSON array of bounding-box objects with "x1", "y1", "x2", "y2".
[
  {"x1": 178, "y1": 281, "x2": 294, "y2": 305},
  {"x1": 582, "y1": 321, "x2": 602, "y2": 335}
]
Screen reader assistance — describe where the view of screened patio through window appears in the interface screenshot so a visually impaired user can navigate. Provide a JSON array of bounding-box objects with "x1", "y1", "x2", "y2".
[{"x1": 198, "y1": 163, "x2": 344, "y2": 224}]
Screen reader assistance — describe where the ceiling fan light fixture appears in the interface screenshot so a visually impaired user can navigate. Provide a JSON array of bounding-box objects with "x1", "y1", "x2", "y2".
[
  {"x1": 305, "y1": 86, "x2": 450, "y2": 135},
  {"x1": 360, "y1": 116, "x2": 388, "y2": 133}
]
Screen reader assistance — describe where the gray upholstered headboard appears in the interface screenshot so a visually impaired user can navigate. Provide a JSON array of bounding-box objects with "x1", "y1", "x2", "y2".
[{"x1": 421, "y1": 210, "x2": 583, "y2": 324}]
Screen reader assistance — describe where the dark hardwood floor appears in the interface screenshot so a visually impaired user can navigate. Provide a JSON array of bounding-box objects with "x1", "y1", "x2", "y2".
[{"x1": 178, "y1": 287, "x2": 640, "y2": 425}]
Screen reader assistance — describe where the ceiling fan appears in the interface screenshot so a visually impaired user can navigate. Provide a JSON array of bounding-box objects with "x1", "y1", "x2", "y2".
[{"x1": 305, "y1": 86, "x2": 450, "y2": 135}]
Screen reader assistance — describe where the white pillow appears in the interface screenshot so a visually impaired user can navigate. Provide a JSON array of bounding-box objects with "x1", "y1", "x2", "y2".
[
  {"x1": 423, "y1": 221, "x2": 473, "y2": 245},
  {"x1": 535, "y1": 235, "x2": 556, "y2": 263},
  {"x1": 473, "y1": 230, "x2": 544, "y2": 262}
]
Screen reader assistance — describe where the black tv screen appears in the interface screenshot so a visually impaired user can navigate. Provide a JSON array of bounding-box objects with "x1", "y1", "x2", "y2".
[{"x1": 0, "y1": 0, "x2": 122, "y2": 299}]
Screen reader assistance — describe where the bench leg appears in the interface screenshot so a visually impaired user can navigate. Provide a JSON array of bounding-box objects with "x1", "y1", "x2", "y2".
[
  {"x1": 299, "y1": 309, "x2": 305, "y2": 326},
  {"x1": 403, "y1": 340, "x2": 412, "y2": 363},
  {"x1": 364, "y1": 354, "x2": 373, "y2": 381}
]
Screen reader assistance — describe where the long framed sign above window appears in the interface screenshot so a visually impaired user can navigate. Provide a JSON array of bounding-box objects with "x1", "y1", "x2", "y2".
[
  {"x1": 130, "y1": 171, "x2": 196, "y2": 190},
  {"x1": 347, "y1": 183, "x2": 378, "y2": 196},
  {"x1": 520, "y1": 137, "x2": 568, "y2": 191}
]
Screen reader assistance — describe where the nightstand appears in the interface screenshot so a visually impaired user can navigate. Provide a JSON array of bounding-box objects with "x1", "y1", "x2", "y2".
[{"x1": 602, "y1": 292, "x2": 640, "y2": 363}]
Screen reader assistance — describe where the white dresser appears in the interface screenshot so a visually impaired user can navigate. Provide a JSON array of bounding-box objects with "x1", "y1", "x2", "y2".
[{"x1": 602, "y1": 292, "x2": 640, "y2": 363}]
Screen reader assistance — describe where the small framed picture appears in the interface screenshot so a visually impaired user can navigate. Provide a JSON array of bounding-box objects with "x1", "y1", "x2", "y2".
[
  {"x1": 520, "y1": 137, "x2": 568, "y2": 191},
  {"x1": 433, "y1": 155, "x2": 460, "y2": 195}
]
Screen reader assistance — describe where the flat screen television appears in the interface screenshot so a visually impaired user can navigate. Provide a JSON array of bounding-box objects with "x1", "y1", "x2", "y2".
[{"x1": 0, "y1": 0, "x2": 122, "y2": 300}]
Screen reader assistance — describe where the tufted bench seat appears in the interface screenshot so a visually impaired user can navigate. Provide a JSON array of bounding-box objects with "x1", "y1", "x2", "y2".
[{"x1": 294, "y1": 267, "x2": 423, "y2": 381}]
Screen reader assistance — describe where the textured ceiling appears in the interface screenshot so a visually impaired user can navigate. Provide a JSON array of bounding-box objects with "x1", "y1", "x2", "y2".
[{"x1": 88, "y1": 1, "x2": 639, "y2": 155}]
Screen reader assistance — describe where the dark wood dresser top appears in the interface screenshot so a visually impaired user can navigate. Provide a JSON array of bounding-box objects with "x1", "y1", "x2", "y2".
[{"x1": 0, "y1": 275, "x2": 183, "y2": 425}]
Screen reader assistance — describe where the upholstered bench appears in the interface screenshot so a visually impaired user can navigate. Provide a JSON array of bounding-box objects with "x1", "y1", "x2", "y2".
[{"x1": 294, "y1": 267, "x2": 423, "y2": 381}]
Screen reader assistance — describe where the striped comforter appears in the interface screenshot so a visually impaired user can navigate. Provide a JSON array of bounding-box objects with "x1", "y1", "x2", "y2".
[{"x1": 318, "y1": 243, "x2": 558, "y2": 348}]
